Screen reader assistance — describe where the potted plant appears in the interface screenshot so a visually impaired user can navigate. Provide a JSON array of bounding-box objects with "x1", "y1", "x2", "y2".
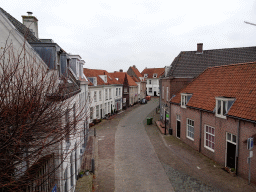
[
  {"x1": 78, "y1": 171, "x2": 85, "y2": 178},
  {"x1": 230, "y1": 168, "x2": 236, "y2": 176}
]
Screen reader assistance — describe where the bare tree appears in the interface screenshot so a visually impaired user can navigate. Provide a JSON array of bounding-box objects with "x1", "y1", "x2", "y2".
[{"x1": 0, "y1": 40, "x2": 86, "y2": 191}]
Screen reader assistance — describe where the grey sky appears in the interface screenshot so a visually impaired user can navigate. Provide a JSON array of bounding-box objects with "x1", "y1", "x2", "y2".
[{"x1": 2, "y1": 0, "x2": 256, "y2": 72}]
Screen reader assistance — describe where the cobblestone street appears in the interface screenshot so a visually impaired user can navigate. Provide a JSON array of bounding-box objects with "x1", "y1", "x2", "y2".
[{"x1": 93, "y1": 98, "x2": 256, "y2": 192}]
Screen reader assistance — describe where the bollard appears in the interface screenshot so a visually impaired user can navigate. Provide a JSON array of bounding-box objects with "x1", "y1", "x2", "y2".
[
  {"x1": 94, "y1": 128, "x2": 96, "y2": 137},
  {"x1": 91, "y1": 158, "x2": 95, "y2": 174}
]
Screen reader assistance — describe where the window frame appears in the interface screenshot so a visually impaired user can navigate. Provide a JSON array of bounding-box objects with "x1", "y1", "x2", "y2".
[
  {"x1": 204, "y1": 125, "x2": 215, "y2": 152},
  {"x1": 215, "y1": 97, "x2": 235, "y2": 119},
  {"x1": 153, "y1": 73, "x2": 157, "y2": 78},
  {"x1": 94, "y1": 91, "x2": 97, "y2": 102},
  {"x1": 144, "y1": 74, "x2": 148, "y2": 78},
  {"x1": 149, "y1": 88, "x2": 152, "y2": 93},
  {"x1": 186, "y1": 118, "x2": 194, "y2": 141},
  {"x1": 99, "y1": 91, "x2": 102, "y2": 101},
  {"x1": 181, "y1": 93, "x2": 192, "y2": 108}
]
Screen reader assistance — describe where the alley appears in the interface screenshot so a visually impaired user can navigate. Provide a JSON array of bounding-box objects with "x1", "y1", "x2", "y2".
[{"x1": 93, "y1": 98, "x2": 256, "y2": 192}]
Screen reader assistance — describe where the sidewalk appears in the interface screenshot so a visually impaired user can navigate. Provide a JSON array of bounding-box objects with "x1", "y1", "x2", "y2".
[{"x1": 147, "y1": 106, "x2": 256, "y2": 192}]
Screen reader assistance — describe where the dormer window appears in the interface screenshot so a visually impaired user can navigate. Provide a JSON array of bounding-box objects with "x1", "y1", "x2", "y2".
[
  {"x1": 99, "y1": 75, "x2": 107, "y2": 83},
  {"x1": 153, "y1": 73, "x2": 157, "y2": 78},
  {"x1": 181, "y1": 93, "x2": 192, "y2": 108},
  {"x1": 215, "y1": 97, "x2": 235, "y2": 119},
  {"x1": 144, "y1": 74, "x2": 148, "y2": 78}
]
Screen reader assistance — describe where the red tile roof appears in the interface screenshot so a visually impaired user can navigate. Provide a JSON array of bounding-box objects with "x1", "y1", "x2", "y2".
[
  {"x1": 83, "y1": 68, "x2": 121, "y2": 86},
  {"x1": 141, "y1": 68, "x2": 165, "y2": 78},
  {"x1": 171, "y1": 62, "x2": 256, "y2": 121},
  {"x1": 109, "y1": 72, "x2": 138, "y2": 86},
  {"x1": 130, "y1": 66, "x2": 143, "y2": 78}
]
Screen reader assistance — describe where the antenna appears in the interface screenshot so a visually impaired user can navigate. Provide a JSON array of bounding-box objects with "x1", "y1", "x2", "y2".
[{"x1": 244, "y1": 21, "x2": 256, "y2": 26}]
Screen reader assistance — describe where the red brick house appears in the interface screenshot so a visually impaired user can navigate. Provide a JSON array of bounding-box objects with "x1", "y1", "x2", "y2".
[
  {"x1": 109, "y1": 70, "x2": 138, "y2": 109},
  {"x1": 170, "y1": 62, "x2": 256, "y2": 183},
  {"x1": 160, "y1": 43, "x2": 256, "y2": 129},
  {"x1": 127, "y1": 65, "x2": 147, "y2": 100}
]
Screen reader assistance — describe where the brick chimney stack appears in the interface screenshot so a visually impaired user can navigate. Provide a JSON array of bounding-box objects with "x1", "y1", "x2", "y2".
[
  {"x1": 197, "y1": 43, "x2": 203, "y2": 54},
  {"x1": 133, "y1": 65, "x2": 136, "y2": 68},
  {"x1": 120, "y1": 69, "x2": 123, "y2": 72},
  {"x1": 22, "y1": 11, "x2": 39, "y2": 38}
]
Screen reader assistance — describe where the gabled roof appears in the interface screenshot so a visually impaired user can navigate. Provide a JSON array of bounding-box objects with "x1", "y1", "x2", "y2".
[
  {"x1": 168, "y1": 46, "x2": 256, "y2": 78},
  {"x1": 141, "y1": 68, "x2": 165, "y2": 78},
  {"x1": 170, "y1": 62, "x2": 256, "y2": 122},
  {"x1": 109, "y1": 72, "x2": 137, "y2": 86},
  {"x1": 130, "y1": 66, "x2": 143, "y2": 78},
  {"x1": 83, "y1": 68, "x2": 120, "y2": 86},
  {"x1": 0, "y1": 7, "x2": 40, "y2": 43}
]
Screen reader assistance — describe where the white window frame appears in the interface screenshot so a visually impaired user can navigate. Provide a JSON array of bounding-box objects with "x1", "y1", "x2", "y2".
[
  {"x1": 144, "y1": 74, "x2": 148, "y2": 78},
  {"x1": 149, "y1": 80, "x2": 151, "y2": 84},
  {"x1": 149, "y1": 88, "x2": 152, "y2": 93},
  {"x1": 153, "y1": 73, "x2": 157, "y2": 78},
  {"x1": 119, "y1": 88, "x2": 121, "y2": 96},
  {"x1": 124, "y1": 87, "x2": 128, "y2": 93},
  {"x1": 109, "y1": 88, "x2": 112, "y2": 99},
  {"x1": 94, "y1": 91, "x2": 97, "y2": 102},
  {"x1": 226, "y1": 132, "x2": 237, "y2": 145},
  {"x1": 186, "y1": 118, "x2": 194, "y2": 141},
  {"x1": 204, "y1": 125, "x2": 215, "y2": 152},
  {"x1": 105, "y1": 89, "x2": 108, "y2": 100},
  {"x1": 215, "y1": 97, "x2": 235, "y2": 119},
  {"x1": 116, "y1": 88, "x2": 118, "y2": 97},
  {"x1": 96, "y1": 105, "x2": 99, "y2": 119},
  {"x1": 99, "y1": 91, "x2": 102, "y2": 101},
  {"x1": 181, "y1": 93, "x2": 192, "y2": 108}
]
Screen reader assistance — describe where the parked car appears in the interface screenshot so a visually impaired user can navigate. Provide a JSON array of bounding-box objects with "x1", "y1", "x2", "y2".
[
  {"x1": 145, "y1": 96, "x2": 151, "y2": 101},
  {"x1": 140, "y1": 98, "x2": 147, "y2": 104}
]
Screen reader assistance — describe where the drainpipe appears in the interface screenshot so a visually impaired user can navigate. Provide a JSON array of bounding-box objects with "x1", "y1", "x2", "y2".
[
  {"x1": 199, "y1": 110, "x2": 202, "y2": 152},
  {"x1": 236, "y1": 120, "x2": 240, "y2": 175},
  {"x1": 159, "y1": 78, "x2": 162, "y2": 119}
]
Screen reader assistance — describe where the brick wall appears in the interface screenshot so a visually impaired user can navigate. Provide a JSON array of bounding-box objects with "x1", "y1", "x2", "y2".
[{"x1": 170, "y1": 104, "x2": 256, "y2": 183}]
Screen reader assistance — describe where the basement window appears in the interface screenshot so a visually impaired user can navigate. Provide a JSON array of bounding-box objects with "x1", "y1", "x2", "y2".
[{"x1": 181, "y1": 93, "x2": 192, "y2": 108}]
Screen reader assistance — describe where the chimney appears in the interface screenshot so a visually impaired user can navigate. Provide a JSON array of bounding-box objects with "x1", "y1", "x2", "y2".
[
  {"x1": 22, "y1": 12, "x2": 39, "y2": 38},
  {"x1": 133, "y1": 65, "x2": 136, "y2": 68},
  {"x1": 120, "y1": 69, "x2": 123, "y2": 72},
  {"x1": 197, "y1": 43, "x2": 203, "y2": 54}
]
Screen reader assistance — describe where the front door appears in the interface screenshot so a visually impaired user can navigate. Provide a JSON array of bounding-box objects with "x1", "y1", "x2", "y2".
[
  {"x1": 226, "y1": 133, "x2": 237, "y2": 168},
  {"x1": 177, "y1": 121, "x2": 181, "y2": 138},
  {"x1": 154, "y1": 91, "x2": 157, "y2": 96},
  {"x1": 226, "y1": 142, "x2": 236, "y2": 168}
]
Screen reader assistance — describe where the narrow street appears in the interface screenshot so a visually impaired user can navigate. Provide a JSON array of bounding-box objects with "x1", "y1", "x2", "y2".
[{"x1": 93, "y1": 98, "x2": 256, "y2": 192}]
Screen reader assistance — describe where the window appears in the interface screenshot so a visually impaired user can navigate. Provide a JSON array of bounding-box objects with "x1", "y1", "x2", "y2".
[
  {"x1": 109, "y1": 88, "x2": 112, "y2": 99},
  {"x1": 94, "y1": 91, "x2": 97, "y2": 102},
  {"x1": 181, "y1": 93, "x2": 192, "y2": 108},
  {"x1": 88, "y1": 92, "x2": 91, "y2": 102},
  {"x1": 215, "y1": 97, "x2": 235, "y2": 119},
  {"x1": 162, "y1": 86, "x2": 164, "y2": 99},
  {"x1": 96, "y1": 105, "x2": 99, "y2": 119},
  {"x1": 105, "y1": 89, "x2": 108, "y2": 100},
  {"x1": 166, "y1": 87, "x2": 169, "y2": 101},
  {"x1": 149, "y1": 88, "x2": 152, "y2": 93},
  {"x1": 149, "y1": 80, "x2": 151, "y2": 84},
  {"x1": 227, "y1": 132, "x2": 236, "y2": 144},
  {"x1": 205, "y1": 125, "x2": 215, "y2": 152},
  {"x1": 144, "y1": 74, "x2": 148, "y2": 78},
  {"x1": 187, "y1": 118, "x2": 194, "y2": 140},
  {"x1": 153, "y1": 73, "x2": 157, "y2": 78},
  {"x1": 90, "y1": 107, "x2": 93, "y2": 120},
  {"x1": 116, "y1": 88, "x2": 118, "y2": 96},
  {"x1": 119, "y1": 88, "x2": 121, "y2": 96},
  {"x1": 105, "y1": 103, "x2": 107, "y2": 115},
  {"x1": 124, "y1": 87, "x2": 128, "y2": 93},
  {"x1": 99, "y1": 91, "x2": 102, "y2": 101},
  {"x1": 65, "y1": 109, "x2": 70, "y2": 143}
]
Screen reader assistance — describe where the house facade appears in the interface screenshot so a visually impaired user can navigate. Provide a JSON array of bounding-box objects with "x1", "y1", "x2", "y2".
[
  {"x1": 109, "y1": 70, "x2": 139, "y2": 108},
  {"x1": 0, "y1": 8, "x2": 90, "y2": 192},
  {"x1": 127, "y1": 65, "x2": 147, "y2": 100},
  {"x1": 141, "y1": 68, "x2": 165, "y2": 97},
  {"x1": 160, "y1": 43, "x2": 256, "y2": 130},
  {"x1": 170, "y1": 62, "x2": 256, "y2": 183},
  {"x1": 83, "y1": 68, "x2": 122, "y2": 121}
]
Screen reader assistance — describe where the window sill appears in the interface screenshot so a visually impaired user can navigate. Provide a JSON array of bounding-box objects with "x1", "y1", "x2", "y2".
[
  {"x1": 186, "y1": 136, "x2": 194, "y2": 141},
  {"x1": 181, "y1": 105, "x2": 186, "y2": 109},
  {"x1": 204, "y1": 146, "x2": 215, "y2": 152},
  {"x1": 215, "y1": 114, "x2": 227, "y2": 119}
]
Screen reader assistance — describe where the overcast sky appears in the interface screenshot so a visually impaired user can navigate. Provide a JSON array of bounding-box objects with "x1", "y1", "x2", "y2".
[{"x1": 2, "y1": 0, "x2": 256, "y2": 72}]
